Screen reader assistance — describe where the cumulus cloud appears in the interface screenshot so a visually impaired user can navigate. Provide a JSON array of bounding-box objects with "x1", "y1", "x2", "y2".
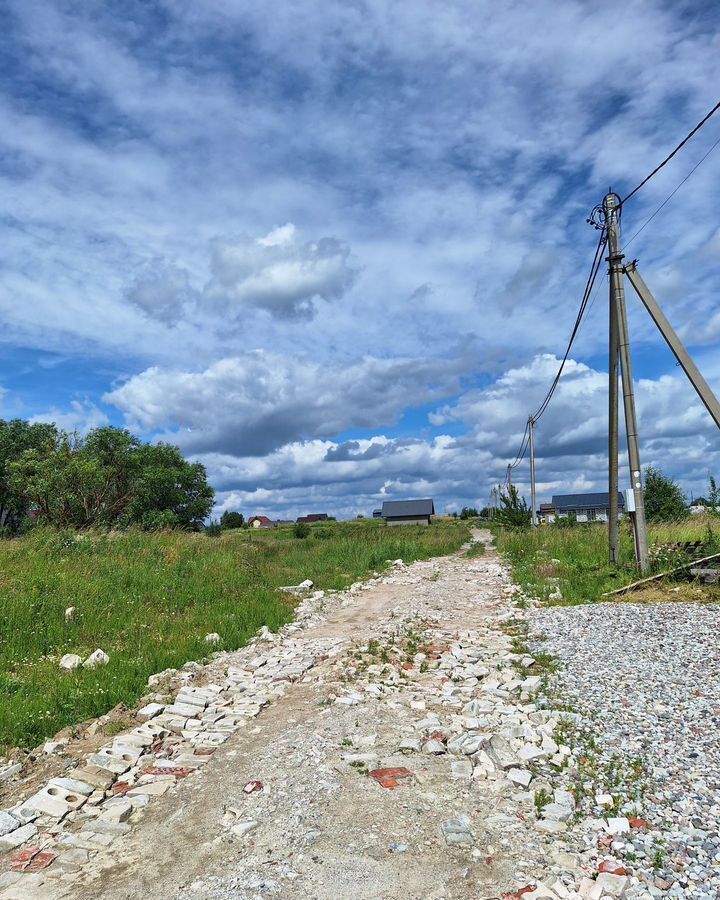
[
  {"x1": 125, "y1": 225, "x2": 357, "y2": 324},
  {"x1": 159, "y1": 352, "x2": 720, "y2": 521},
  {"x1": 205, "y1": 224, "x2": 357, "y2": 320},
  {"x1": 105, "y1": 351, "x2": 463, "y2": 455}
]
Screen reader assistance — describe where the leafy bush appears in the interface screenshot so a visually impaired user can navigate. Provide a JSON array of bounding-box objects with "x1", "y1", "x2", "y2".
[
  {"x1": 221, "y1": 511, "x2": 245, "y2": 529},
  {"x1": 644, "y1": 466, "x2": 687, "y2": 522},
  {"x1": 294, "y1": 523, "x2": 311, "y2": 539},
  {"x1": 205, "y1": 521, "x2": 223, "y2": 537}
]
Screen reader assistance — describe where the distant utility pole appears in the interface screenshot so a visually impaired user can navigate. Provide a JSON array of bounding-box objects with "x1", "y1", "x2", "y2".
[
  {"x1": 528, "y1": 416, "x2": 537, "y2": 526},
  {"x1": 506, "y1": 464, "x2": 512, "y2": 490},
  {"x1": 605, "y1": 193, "x2": 649, "y2": 573}
]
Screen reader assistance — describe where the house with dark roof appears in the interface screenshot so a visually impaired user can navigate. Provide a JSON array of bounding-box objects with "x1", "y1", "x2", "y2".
[
  {"x1": 296, "y1": 513, "x2": 329, "y2": 524},
  {"x1": 381, "y1": 499, "x2": 435, "y2": 526},
  {"x1": 545, "y1": 492, "x2": 624, "y2": 524}
]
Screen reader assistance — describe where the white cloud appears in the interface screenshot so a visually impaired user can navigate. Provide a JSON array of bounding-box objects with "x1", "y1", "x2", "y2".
[
  {"x1": 105, "y1": 352, "x2": 464, "y2": 455},
  {"x1": 1, "y1": 0, "x2": 720, "y2": 515},
  {"x1": 205, "y1": 224, "x2": 357, "y2": 320},
  {"x1": 29, "y1": 400, "x2": 109, "y2": 434}
]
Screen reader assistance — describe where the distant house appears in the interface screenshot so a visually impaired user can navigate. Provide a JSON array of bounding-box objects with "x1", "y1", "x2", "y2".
[
  {"x1": 381, "y1": 499, "x2": 435, "y2": 526},
  {"x1": 296, "y1": 514, "x2": 328, "y2": 524},
  {"x1": 248, "y1": 515, "x2": 274, "y2": 528},
  {"x1": 372, "y1": 509, "x2": 383, "y2": 518},
  {"x1": 545, "y1": 492, "x2": 624, "y2": 524}
]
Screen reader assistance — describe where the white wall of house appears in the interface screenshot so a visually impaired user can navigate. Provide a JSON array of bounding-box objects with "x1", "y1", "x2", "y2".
[{"x1": 556, "y1": 509, "x2": 611, "y2": 523}]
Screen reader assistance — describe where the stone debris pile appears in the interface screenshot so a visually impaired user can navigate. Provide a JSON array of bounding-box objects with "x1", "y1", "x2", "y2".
[{"x1": 0, "y1": 582, "x2": 350, "y2": 897}]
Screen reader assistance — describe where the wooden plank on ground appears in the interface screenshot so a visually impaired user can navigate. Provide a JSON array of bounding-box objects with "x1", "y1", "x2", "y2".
[{"x1": 602, "y1": 551, "x2": 720, "y2": 597}]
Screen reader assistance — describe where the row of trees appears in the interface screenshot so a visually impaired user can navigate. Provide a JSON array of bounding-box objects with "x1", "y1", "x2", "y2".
[{"x1": 0, "y1": 420, "x2": 214, "y2": 534}]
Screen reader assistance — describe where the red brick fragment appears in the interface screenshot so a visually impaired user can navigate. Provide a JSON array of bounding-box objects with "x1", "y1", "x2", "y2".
[
  {"x1": 369, "y1": 767, "x2": 413, "y2": 789},
  {"x1": 420, "y1": 644, "x2": 449, "y2": 660},
  {"x1": 243, "y1": 780, "x2": 264, "y2": 794},
  {"x1": 430, "y1": 730, "x2": 448, "y2": 744},
  {"x1": 629, "y1": 817, "x2": 650, "y2": 829},
  {"x1": 193, "y1": 747, "x2": 216, "y2": 757},
  {"x1": 112, "y1": 782, "x2": 132, "y2": 796},
  {"x1": 142, "y1": 766, "x2": 195, "y2": 778},
  {"x1": 599, "y1": 860, "x2": 629, "y2": 875},
  {"x1": 502, "y1": 888, "x2": 535, "y2": 900},
  {"x1": 401, "y1": 662, "x2": 413, "y2": 670},
  {"x1": 25, "y1": 852, "x2": 56, "y2": 873},
  {"x1": 10, "y1": 848, "x2": 38, "y2": 869},
  {"x1": 9, "y1": 847, "x2": 55, "y2": 872}
]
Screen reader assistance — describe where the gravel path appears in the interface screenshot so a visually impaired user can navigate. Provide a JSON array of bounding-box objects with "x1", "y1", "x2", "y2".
[{"x1": 532, "y1": 601, "x2": 720, "y2": 899}]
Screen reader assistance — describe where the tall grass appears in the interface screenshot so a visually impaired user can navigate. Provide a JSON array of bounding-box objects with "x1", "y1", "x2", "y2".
[
  {"x1": 494, "y1": 515, "x2": 720, "y2": 606},
  {"x1": 0, "y1": 521, "x2": 467, "y2": 751}
]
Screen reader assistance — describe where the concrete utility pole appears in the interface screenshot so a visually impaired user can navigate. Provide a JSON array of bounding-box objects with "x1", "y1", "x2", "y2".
[
  {"x1": 605, "y1": 193, "x2": 649, "y2": 573},
  {"x1": 506, "y1": 464, "x2": 512, "y2": 490},
  {"x1": 609, "y1": 257, "x2": 620, "y2": 565},
  {"x1": 528, "y1": 416, "x2": 537, "y2": 526}
]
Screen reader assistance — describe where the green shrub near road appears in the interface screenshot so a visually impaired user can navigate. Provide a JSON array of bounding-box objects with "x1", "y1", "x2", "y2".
[{"x1": 0, "y1": 520, "x2": 467, "y2": 752}]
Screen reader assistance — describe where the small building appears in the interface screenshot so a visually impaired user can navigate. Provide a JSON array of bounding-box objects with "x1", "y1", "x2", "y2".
[
  {"x1": 381, "y1": 499, "x2": 435, "y2": 526},
  {"x1": 546, "y1": 492, "x2": 624, "y2": 524},
  {"x1": 248, "y1": 515, "x2": 274, "y2": 528},
  {"x1": 538, "y1": 502, "x2": 555, "y2": 524},
  {"x1": 296, "y1": 513, "x2": 329, "y2": 524},
  {"x1": 372, "y1": 509, "x2": 383, "y2": 518}
]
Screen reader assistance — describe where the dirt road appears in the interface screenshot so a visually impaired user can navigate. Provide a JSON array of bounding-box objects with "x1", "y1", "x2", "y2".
[{"x1": 3, "y1": 532, "x2": 556, "y2": 900}]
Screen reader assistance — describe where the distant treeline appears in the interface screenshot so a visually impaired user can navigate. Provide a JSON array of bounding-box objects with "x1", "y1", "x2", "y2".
[{"x1": 0, "y1": 419, "x2": 214, "y2": 534}]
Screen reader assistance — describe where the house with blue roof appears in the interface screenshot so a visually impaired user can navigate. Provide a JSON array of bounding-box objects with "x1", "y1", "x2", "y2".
[{"x1": 542, "y1": 492, "x2": 625, "y2": 524}]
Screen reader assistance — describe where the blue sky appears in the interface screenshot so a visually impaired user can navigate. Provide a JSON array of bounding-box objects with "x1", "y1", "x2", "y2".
[{"x1": 1, "y1": 0, "x2": 720, "y2": 517}]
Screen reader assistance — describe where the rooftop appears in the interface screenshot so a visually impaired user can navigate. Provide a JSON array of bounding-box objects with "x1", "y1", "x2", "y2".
[{"x1": 381, "y1": 499, "x2": 435, "y2": 517}]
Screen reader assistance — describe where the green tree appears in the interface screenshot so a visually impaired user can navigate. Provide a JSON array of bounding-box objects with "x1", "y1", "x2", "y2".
[
  {"x1": 9, "y1": 426, "x2": 214, "y2": 531},
  {"x1": 0, "y1": 419, "x2": 59, "y2": 533},
  {"x1": 643, "y1": 465, "x2": 687, "y2": 522},
  {"x1": 708, "y1": 476, "x2": 720, "y2": 515},
  {"x1": 119, "y1": 440, "x2": 214, "y2": 530},
  {"x1": 220, "y1": 511, "x2": 245, "y2": 529},
  {"x1": 459, "y1": 506, "x2": 479, "y2": 519},
  {"x1": 494, "y1": 485, "x2": 531, "y2": 527}
]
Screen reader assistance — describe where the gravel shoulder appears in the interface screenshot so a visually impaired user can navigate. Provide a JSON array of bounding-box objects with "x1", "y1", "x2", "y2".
[{"x1": 531, "y1": 600, "x2": 720, "y2": 899}]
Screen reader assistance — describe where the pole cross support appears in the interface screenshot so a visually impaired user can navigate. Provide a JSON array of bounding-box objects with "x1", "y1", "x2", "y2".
[{"x1": 623, "y1": 261, "x2": 720, "y2": 430}]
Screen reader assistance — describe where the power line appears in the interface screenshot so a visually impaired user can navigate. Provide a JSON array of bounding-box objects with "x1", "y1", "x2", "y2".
[
  {"x1": 531, "y1": 232, "x2": 606, "y2": 423},
  {"x1": 620, "y1": 98, "x2": 720, "y2": 207},
  {"x1": 504, "y1": 229, "x2": 606, "y2": 478},
  {"x1": 622, "y1": 130, "x2": 720, "y2": 250}
]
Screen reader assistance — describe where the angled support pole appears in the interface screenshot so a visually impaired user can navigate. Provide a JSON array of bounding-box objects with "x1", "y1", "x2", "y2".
[{"x1": 624, "y1": 261, "x2": 720, "y2": 430}]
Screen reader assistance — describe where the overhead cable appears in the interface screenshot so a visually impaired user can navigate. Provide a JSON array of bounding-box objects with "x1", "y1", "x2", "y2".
[
  {"x1": 505, "y1": 230, "x2": 607, "y2": 475},
  {"x1": 620, "y1": 98, "x2": 720, "y2": 207},
  {"x1": 623, "y1": 130, "x2": 720, "y2": 250}
]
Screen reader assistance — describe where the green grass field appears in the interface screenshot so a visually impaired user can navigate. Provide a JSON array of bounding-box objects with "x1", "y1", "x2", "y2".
[
  {"x1": 0, "y1": 520, "x2": 468, "y2": 752},
  {"x1": 494, "y1": 515, "x2": 720, "y2": 605}
]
